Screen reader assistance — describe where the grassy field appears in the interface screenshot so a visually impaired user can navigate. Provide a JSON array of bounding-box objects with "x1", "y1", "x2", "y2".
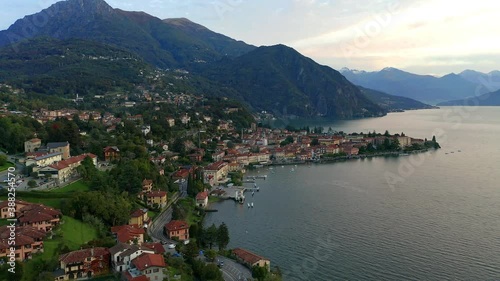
[
  {"x1": 0, "y1": 161, "x2": 14, "y2": 172},
  {"x1": 21, "y1": 216, "x2": 99, "y2": 281},
  {"x1": 49, "y1": 180, "x2": 90, "y2": 193}
]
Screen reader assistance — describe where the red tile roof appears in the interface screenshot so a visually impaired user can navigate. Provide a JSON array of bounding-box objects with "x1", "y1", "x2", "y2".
[
  {"x1": 123, "y1": 271, "x2": 149, "y2": 281},
  {"x1": 233, "y1": 248, "x2": 268, "y2": 265},
  {"x1": 196, "y1": 191, "x2": 208, "y2": 201},
  {"x1": 145, "y1": 191, "x2": 167, "y2": 198},
  {"x1": 49, "y1": 153, "x2": 96, "y2": 171},
  {"x1": 111, "y1": 225, "x2": 145, "y2": 243},
  {"x1": 142, "y1": 242, "x2": 165, "y2": 254},
  {"x1": 165, "y1": 220, "x2": 189, "y2": 232},
  {"x1": 130, "y1": 209, "x2": 147, "y2": 218},
  {"x1": 132, "y1": 253, "x2": 166, "y2": 271},
  {"x1": 59, "y1": 247, "x2": 109, "y2": 264},
  {"x1": 205, "y1": 161, "x2": 227, "y2": 171}
]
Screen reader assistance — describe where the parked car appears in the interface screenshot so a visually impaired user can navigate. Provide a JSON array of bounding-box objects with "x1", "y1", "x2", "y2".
[
  {"x1": 183, "y1": 239, "x2": 190, "y2": 245},
  {"x1": 168, "y1": 243, "x2": 176, "y2": 249},
  {"x1": 218, "y1": 261, "x2": 224, "y2": 268}
]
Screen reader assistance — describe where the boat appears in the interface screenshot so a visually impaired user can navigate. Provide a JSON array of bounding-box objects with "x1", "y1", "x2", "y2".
[
  {"x1": 252, "y1": 191, "x2": 255, "y2": 196},
  {"x1": 458, "y1": 150, "x2": 461, "y2": 152},
  {"x1": 247, "y1": 203, "x2": 250, "y2": 208},
  {"x1": 281, "y1": 166, "x2": 284, "y2": 168},
  {"x1": 290, "y1": 168, "x2": 295, "y2": 172},
  {"x1": 256, "y1": 187, "x2": 260, "y2": 191},
  {"x1": 251, "y1": 202, "x2": 254, "y2": 208}
]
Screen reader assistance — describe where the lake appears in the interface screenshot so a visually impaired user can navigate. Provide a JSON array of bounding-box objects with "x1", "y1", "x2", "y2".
[{"x1": 205, "y1": 107, "x2": 500, "y2": 280}]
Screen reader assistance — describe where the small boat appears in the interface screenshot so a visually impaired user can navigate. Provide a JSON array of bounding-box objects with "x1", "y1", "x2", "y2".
[
  {"x1": 450, "y1": 151, "x2": 454, "y2": 154},
  {"x1": 281, "y1": 166, "x2": 284, "y2": 168},
  {"x1": 247, "y1": 203, "x2": 250, "y2": 208},
  {"x1": 252, "y1": 191, "x2": 255, "y2": 196},
  {"x1": 256, "y1": 187, "x2": 260, "y2": 191},
  {"x1": 445, "y1": 153, "x2": 448, "y2": 155},
  {"x1": 458, "y1": 150, "x2": 461, "y2": 152},
  {"x1": 251, "y1": 202, "x2": 254, "y2": 208}
]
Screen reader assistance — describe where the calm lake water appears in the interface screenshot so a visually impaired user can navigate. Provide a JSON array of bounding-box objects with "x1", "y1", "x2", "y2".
[{"x1": 205, "y1": 107, "x2": 500, "y2": 280}]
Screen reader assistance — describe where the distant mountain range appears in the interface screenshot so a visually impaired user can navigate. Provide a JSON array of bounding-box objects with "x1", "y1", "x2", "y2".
[
  {"x1": 437, "y1": 89, "x2": 500, "y2": 106},
  {"x1": 341, "y1": 67, "x2": 500, "y2": 105},
  {"x1": 0, "y1": 0, "x2": 434, "y2": 118}
]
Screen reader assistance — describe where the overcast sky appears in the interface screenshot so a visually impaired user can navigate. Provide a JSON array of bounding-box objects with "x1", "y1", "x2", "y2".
[{"x1": 1, "y1": 0, "x2": 498, "y2": 76}]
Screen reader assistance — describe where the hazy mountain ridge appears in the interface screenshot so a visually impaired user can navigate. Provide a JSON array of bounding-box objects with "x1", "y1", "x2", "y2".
[
  {"x1": 341, "y1": 67, "x2": 497, "y2": 105},
  {"x1": 437, "y1": 89, "x2": 500, "y2": 106}
]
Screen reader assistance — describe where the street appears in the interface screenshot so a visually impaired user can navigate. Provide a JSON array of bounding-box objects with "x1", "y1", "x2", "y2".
[{"x1": 218, "y1": 256, "x2": 253, "y2": 281}]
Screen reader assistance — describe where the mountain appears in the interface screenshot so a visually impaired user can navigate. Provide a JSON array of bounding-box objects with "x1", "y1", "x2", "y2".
[
  {"x1": 341, "y1": 67, "x2": 490, "y2": 105},
  {"x1": 437, "y1": 89, "x2": 500, "y2": 106},
  {"x1": 200, "y1": 45, "x2": 386, "y2": 118},
  {"x1": 358, "y1": 87, "x2": 435, "y2": 112},
  {"x1": 0, "y1": 37, "x2": 153, "y2": 96},
  {"x1": 0, "y1": 0, "x2": 255, "y2": 68},
  {"x1": 0, "y1": 0, "x2": 387, "y2": 118}
]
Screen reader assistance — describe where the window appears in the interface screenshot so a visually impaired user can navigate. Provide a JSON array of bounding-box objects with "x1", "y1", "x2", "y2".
[{"x1": 153, "y1": 268, "x2": 159, "y2": 273}]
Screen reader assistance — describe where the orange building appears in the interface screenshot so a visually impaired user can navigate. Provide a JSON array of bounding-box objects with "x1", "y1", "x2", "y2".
[
  {"x1": 0, "y1": 226, "x2": 46, "y2": 261},
  {"x1": 164, "y1": 220, "x2": 189, "y2": 241}
]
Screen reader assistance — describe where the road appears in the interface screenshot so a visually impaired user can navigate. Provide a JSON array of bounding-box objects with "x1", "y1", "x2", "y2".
[
  {"x1": 147, "y1": 182, "x2": 253, "y2": 281},
  {"x1": 218, "y1": 256, "x2": 253, "y2": 281}
]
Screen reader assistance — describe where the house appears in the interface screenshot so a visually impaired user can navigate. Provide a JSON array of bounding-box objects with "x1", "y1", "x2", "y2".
[
  {"x1": 24, "y1": 138, "x2": 42, "y2": 153},
  {"x1": 166, "y1": 117, "x2": 175, "y2": 127},
  {"x1": 141, "y1": 125, "x2": 151, "y2": 136},
  {"x1": 56, "y1": 247, "x2": 110, "y2": 280},
  {"x1": 164, "y1": 220, "x2": 189, "y2": 241},
  {"x1": 129, "y1": 209, "x2": 150, "y2": 228},
  {"x1": 141, "y1": 242, "x2": 165, "y2": 255},
  {"x1": 142, "y1": 179, "x2": 153, "y2": 193},
  {"x1": 47, "y1": 142, "x2": 71, "y2": 159},
  {"x1": 103, "y1": 146, "x2": 120, "y2": 162},
  {"x1": 125, "y1": 253, "x2": 166, "y2": 281},
  {"x1": 203, "y1": 161, "x2": 229, "y2": 186},
  {"x1": 196, "y1": 191, "x2": 209, "y2": 208},
  {"x1": 0, "y1": 226, "x2": 46, "y2": 261},
  {"x1": 188, "y1": 153, "x2": 203, "y2": 163},
  {"x1": 109, "y1": 243, "x2": 154, "y2": 273},
  {"x1": 17, "y1": 203, "x2": 62, "y2": 232},
  {"x1": 111, "y1": 225, "x2": 146, "y2": 245},
  {"x1": 0, "y1": 200, "x2": 33, "y2": 219},
  {"x1": 145, "y1": 191, "x2": 167, "y2": 208},
  {"x1": 233, "y1": 248, "x2": 270, "y2": 270}
]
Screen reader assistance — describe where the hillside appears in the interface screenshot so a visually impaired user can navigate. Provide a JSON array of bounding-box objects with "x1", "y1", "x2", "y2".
[
  {"x1": 437, "y1": 89, "x2": 500, "y2": 106},
  {"x1": 0, "y1": 37, "x2": 152, "y2": 96},
  {"x1": 359, "y1": 87, "x2": 436, "y2": 112},
  {"x1": 341, "y1": 67, "x2": 489, "y2": 104},
  {"x1": 0, "y1": 0, "x2": 255, "y2": 68},
  {"x1": 200, "y1": 45, "x2": 386, "y2": 119}
]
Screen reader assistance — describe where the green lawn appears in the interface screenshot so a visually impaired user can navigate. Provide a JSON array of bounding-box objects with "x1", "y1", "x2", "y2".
[
  {"x1": 21, "y1": 216, "x2": 99, "y2": 281},
  {"x1": 148, "y1": 211, "x2": 158, "y2": 220},
  {"x1": 0, "y1": 161, "x2": 14, "y2": 172},
  {"x1": 49, "y1": 180, "x2": 90, "y2": 193},
  {"x1": 59, "y1": 216, "x2": 99, "y2": 249}
]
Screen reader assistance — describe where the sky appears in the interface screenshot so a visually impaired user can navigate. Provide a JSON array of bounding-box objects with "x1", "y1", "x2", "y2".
[{"x1": 1, "y1": 0, "x2": 499, "y2": 76}]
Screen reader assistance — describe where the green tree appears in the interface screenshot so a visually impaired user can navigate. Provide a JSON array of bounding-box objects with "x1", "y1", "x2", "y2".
[
  {"x1": 216, "y1": 223, "x2": 230, "y2": 250},
  {"x1": 202, "y1": 263, "x2": 224, "y2": 281},
  {"x1": 203, "y1": 224, "x2": 218, "y2": 249},
  {"x1": 252, "y1": 265, "x2": 268, "y2": 281},
  {"x1": 384, "y1": 130, "x2": 390, "y2": 137},
  {"x1": 310, "y1": 138, "x2": 319, "y2": 146},
  {"x1": 27, "y1": 180, "x2": 37, "y2": 189},
  {"x1": 204, "y1": 249, "x2": 217, "y2": 262},
  {"x1": 183, "y1": 241, "x2": 199, "y2": 262},
  {"x1": 0, "y1": 154, "x2": 7, "y2": 166}
]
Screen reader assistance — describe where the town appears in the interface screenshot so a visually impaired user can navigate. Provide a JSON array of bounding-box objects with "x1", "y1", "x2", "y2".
[{"x1": 0, "y1": 82, "x2": 439, "y2": 281}]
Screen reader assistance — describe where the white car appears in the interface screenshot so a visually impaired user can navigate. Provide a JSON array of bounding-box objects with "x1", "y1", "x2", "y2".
[
  {"x1": 168, "y1": 243, "x2": 176, "y2": 249},
  {"x1": 183, "y1": 239, "x2": 190, "y2": 245}
]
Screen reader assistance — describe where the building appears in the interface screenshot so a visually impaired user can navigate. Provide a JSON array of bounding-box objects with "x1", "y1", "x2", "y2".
[
  {"x1": 111, "y1": 225, "x2": 145, "y2": 245},
  {"x1": 17, "y1": 203, "x2": 62, "y2": 232},
  {"x1": 0, "y1": 226, "x2": 46, "y2": 261},
  {"x1": 233, "y1": 248, "x2": 271, "y2": 270},
  {"x1": 145, "y1": 191, "x2": 167, "y2": 209},
  {"x1": 166, "y1": 117, "x2": 175, "y2": 127},
  {"x1": 56, "y1": 247, "x2": 110, "y2": 280},
  {"x1": 396, "y1": 136, "x2": 412, "y2": 147},
  {"x1": 142, "y1": 179, "x2": 153, "y2": 193},
  {"x1": 37, "y1": 153, "x2": 97, "y2": 185},
  {"x1": 203, "y1": 161, "x2": 229, "y2": 186},
  {"x1": 125, "y1": 253, "x2": 166, "y2": 281},
  {"x1": 47, "y1": 142, "x2": 70, "y2": 159},
  {"x1": 164, "y1": 220, "x2": 189, "y2": 241},
  {"x1": 109, "y1": 243, "x2": 154, "y2": 273},
  {"x1": 196, "y1": 191, "x2": 208, "y2": 208},
  {"x1": 103, "y1": 146, "x2": 120, "y2": 162},
  {"x1": 129, "y1": 209, "x2": 150, "y2": 228},
  {"x1": 0, "y1": 200, "x2": 32, "y2": 219},
  {"x1": 24, "y1": 138, "x2": 42, "y2": 153},
  {"x1": 26, "y1": 152, "x2": 62, "y2": 169}
]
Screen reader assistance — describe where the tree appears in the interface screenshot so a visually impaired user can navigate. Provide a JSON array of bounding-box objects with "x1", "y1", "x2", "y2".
[
  {"x1": 252, "y1": 265, "x2": 268, "y2": 281},
  {"x1": 28, "y1": 180, "x2": 37, "y2": 189},
  {"x1": 384, "y1": 130, "x2": 390, "y2": 137},
  {"x1": 183, "y1": 241, "x2": 199, "y2": 261},
  {"x1": 203, "y1": 224, "x2": 218, "y2": 249},
  {"x1": 217, "y1": 223, "x2": 230, "y2": 250},
  {"x1": 0, "y1": 154, "x2": 7, "y2": 166},
  {"x1": 202, "y1": 263, "x2": 224, "y2": 281},
  {"x1": 205, "y1": 249, "x2": 217, "y2": 262},
  {"x1": 310, "y1": 138, "x2": 319, "y2": 146}
]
